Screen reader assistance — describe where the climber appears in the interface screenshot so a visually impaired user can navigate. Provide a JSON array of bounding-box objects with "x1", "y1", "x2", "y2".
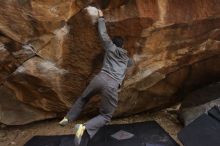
[{"x1": 59, "y1": 8, "x2": 133, "y2": 146}]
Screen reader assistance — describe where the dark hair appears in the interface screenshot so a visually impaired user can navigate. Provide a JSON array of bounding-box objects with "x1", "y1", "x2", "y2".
[
  {"x1": 90, "y1": 3, "x2": 100, "y2": 9},
  {"x1": 112, "y1": 36, "x2": 124, "y2": 48}
]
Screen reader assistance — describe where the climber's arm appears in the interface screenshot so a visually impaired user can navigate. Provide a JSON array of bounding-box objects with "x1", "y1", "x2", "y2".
[{"x1": 98, "y1": 10, "x2": 115, "y2": 51}]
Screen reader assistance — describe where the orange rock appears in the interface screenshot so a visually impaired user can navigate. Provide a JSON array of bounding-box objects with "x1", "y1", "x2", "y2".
[{"x1": 0, "y1": 0, "x2": 220, "y2": 125}]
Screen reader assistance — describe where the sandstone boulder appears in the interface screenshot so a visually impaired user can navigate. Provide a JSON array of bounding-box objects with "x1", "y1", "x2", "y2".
[{"x1": 0, "y1": 0, "x2": 220, "y2": 125}]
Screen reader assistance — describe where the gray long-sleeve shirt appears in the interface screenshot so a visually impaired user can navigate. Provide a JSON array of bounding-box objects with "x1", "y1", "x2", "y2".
[{"x1": 98, "y1": 17, "x2": 131, "y2": 85}]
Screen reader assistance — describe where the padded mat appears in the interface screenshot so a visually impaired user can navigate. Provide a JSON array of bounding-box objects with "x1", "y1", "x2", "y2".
[
  {"x1": 24, "y1": 121, "x2": 179, "y2": 146},
  {"x1": 178, "y1": 114, "x2": 220, "y2": 146},
  {"x1": 208, "y1": 106, "x2": 220, "y2": 122}
]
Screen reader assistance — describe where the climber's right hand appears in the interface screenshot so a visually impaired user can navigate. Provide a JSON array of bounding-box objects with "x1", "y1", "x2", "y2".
[{"x1": 98, "y1": 9, "x2": 104, "y2": 17}]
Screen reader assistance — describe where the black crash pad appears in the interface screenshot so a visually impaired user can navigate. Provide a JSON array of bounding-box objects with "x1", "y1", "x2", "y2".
[
  {"x1": 178, "y1": 112, "x2": 220, "y2": 146},
  {"x1": 24, "y1": 121, "x2": 179, "y2": 146},
  {"x1": 208, "y1": 106, "x2": 220, "y2": 122}
]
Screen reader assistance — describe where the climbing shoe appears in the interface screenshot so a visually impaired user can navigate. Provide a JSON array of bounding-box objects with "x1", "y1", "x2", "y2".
[
  {"x1": 74, "y1": 124, "x2": 86, "y2": 146},
  {"x1": 59, "y1": 117, "x2": 69, "y2": 126}
]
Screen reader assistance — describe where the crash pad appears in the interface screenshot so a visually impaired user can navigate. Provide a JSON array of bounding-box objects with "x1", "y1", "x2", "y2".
[
  {"x1": 24, "y1": 121, "x2": 179, "y2": 146},
  {"x1": 208, "y1": 106, "x2": 220, "y2": 122},
  {"x1": 178, "y1": 107, "x2": 220, "y2": 146}
]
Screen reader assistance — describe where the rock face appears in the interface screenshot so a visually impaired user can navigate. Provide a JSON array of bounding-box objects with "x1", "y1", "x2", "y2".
[{"x1": 0, "y1": 0, "x2": 220, "y2": 125}]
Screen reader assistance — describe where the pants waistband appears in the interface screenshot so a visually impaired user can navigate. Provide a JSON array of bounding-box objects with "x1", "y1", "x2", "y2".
[{"x1": 98, "y1": 71, "x2": 119, "y2": 87}]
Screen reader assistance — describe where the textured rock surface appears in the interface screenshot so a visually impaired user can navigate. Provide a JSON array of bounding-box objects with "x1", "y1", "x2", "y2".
[{"x1": 0, "y1": 0, "x2": 220, "y2": 125}]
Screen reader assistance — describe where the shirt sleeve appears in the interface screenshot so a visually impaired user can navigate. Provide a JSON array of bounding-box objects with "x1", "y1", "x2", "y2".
[{"x1": 98, "y1": 17, "x2": 115, "y2": 51}]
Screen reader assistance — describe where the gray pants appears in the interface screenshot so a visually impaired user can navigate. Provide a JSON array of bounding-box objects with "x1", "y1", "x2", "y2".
[{"x1": 66, "y1": 72, "x2": 119, "y2": 138}]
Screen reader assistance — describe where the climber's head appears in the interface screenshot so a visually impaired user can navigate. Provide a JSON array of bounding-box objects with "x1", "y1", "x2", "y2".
[{"x1": 112, "y1": 36, "x2": 124, "y2": 48}]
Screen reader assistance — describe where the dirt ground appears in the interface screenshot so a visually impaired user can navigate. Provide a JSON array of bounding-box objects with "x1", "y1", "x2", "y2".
[{"x1": 0, "y1": 106, "x2": 183, "y2": 146}]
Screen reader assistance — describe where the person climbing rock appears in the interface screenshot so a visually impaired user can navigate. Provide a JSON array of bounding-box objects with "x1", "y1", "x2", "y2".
[{"x1": 59, "y1": 8, "x2": 133, "y2": 146}]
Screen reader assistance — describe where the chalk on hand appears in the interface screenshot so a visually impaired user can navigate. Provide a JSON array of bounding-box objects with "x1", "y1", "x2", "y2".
[{"x1": 84, "y1": 6, "x2": 99, "y2": 24}]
